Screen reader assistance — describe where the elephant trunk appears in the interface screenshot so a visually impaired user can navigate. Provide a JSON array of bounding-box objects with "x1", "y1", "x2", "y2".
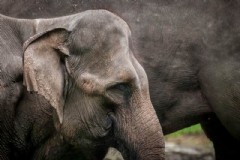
[{"x1": 113, "y1": 93, "x2": 165, "y2": 160}]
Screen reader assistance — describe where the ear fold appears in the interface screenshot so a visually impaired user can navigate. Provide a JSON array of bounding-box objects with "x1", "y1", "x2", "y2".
[{"x1": 23, "y1": 28, "x2": 70, "y2": 124}]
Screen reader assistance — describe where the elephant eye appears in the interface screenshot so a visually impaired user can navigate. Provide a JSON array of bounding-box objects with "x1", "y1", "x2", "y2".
[{"x1": 105, "y1": 83, "x2": 132, "y2": 105}]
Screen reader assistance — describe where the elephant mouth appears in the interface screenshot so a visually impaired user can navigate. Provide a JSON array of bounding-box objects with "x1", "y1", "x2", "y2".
[
  {"x1": 66, "y1": 135, "x2": 114, "y2": 160},
  {"x1": 111, "y1": 139, "x2": 139, "y2": 160},
  {"x1": 88, "y1": 118, "x2": 117, "y2": 159},
  {"x1": 106, "y1": 113, "x2": 137, "y2": 160}
]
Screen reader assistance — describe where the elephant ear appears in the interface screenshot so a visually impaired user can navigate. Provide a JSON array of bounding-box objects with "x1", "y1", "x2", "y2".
[{"x1": 23, "y1": 28, "x2": 70, "y2": 124}]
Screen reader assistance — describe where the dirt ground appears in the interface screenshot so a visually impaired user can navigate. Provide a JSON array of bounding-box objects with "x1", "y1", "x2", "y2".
[
  {"x1": 103, "y1": 133, "x2": 214, "y2": 160},
  {"x1": 165, "y1": 133, "x2": 215, "y2": 160},
  {"x1": 165, "y1": 133, "x2": 214, "y2": 151}
]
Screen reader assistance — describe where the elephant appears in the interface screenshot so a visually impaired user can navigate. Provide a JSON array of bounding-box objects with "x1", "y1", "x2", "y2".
[
  {"x1": 0, "y1": 10, "x2": 165, "y2": 160},
  {"x1": 1, "y1": 0, "x2": 240, "y2": 159}
]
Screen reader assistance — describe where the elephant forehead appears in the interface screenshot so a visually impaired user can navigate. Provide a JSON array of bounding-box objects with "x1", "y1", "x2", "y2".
[
  {"x1": 71, "y1": 27, "x2": 129, "y2": 57},
  {"x1": 67, "y1": 34, "x2": 132, "y2": 80},
  {"x1": 78, "y1": 46, "x2": 133, "y2": 79},
  {"x1": 69, "y1": 12, "x2": 130, "y2": 56},
  {"x1": 76, "y1": 10, "x2": 130, "y2": 35},
  {"x1": 69, "y1": 26, "x2": 132, "y2": 75}
]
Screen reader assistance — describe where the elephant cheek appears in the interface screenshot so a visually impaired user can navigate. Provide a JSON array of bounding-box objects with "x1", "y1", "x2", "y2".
[{"x1": 113, "y1": 94, "x2": 165, "y2": 160}]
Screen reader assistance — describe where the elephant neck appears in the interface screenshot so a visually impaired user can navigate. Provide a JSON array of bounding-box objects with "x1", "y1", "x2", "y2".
[
  {"x1": 0, "y1": 14, "x2": 36, "y2": 45},
  {"x1": 16, "y1": 19, "x2": 37, "y2": 45}
]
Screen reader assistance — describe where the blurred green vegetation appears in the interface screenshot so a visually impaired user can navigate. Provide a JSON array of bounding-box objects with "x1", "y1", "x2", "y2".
[{"x1": 166, "y1": 124, "x2": 203, "y2": 137}]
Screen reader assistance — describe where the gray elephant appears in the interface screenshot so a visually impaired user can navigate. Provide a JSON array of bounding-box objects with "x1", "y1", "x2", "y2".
[
  {"x1": 0, "y1": 10, "x2": 165, "y2": 160},
  {"x1": 2, "y1": 0, "x2": 240, "y2": 159}
]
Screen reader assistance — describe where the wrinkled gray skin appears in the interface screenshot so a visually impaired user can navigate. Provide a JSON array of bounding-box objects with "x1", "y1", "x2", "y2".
[
  {"x1": 1, "y1": 0, "x2": 240, "y2": 159},
  {"x1": 0, "y1": 10, "x2": 165, "y2": 160}
]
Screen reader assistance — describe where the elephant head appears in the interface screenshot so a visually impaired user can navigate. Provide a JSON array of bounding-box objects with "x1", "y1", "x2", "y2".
[{"x1": 23, "y1": 10, "x2": 165, "y2": 159}]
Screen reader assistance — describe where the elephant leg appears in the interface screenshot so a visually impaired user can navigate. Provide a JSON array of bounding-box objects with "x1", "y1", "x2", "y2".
[{"x1": 201, "y1": 114, "x2": 240, "y2": 160}]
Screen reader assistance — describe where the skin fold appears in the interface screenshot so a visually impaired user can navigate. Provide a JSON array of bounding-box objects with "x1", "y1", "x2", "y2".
[{"x1": 0, "y1": 10, "x2": 164, "y2": 160}]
